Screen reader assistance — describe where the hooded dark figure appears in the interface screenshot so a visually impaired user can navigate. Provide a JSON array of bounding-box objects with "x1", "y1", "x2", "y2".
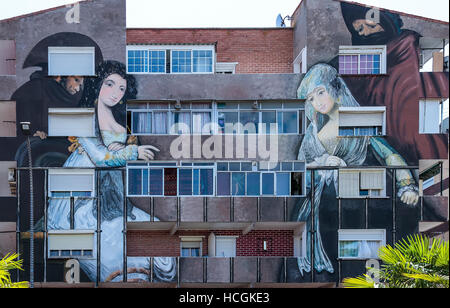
[
  {"x1": 12, "y1": 32, "x2": 103, "y2": 167},
  {"x1": 332, "y1": 2, "x2": 449, "y2": 165}
]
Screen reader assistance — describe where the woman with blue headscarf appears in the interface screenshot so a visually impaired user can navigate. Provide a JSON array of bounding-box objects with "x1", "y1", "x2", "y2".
[{"x1": 295, "y1": 63, "x2": 419, "y2": 275}]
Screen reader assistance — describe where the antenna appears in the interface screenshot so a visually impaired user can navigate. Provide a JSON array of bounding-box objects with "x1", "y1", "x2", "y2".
[{"x1": 276, "y1": 14, "x2": 292, "y2": 27}]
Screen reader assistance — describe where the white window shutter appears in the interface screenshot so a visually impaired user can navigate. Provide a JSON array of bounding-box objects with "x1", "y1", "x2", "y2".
[
  {"x1": 420, "y1": 100, "x2": 440, "y2": 133},
  {"x1": 339, "y1": 112, "x2": 383, "y2": 127},
  {"x1": 208, "y1": 233, "x2": 216, "y2": 257},
  {"x1": 339, "y1": 171, "x2": 360, "y2": 197},
  {"x1": 48, "y1": 170, "x2": 94, "y2": 192},
  {"x1": 360, "y1": 170, "x2": 384, "y2": 190},
  {"x1": 48, "y1": 108, "x2": 95, "y2": 137}
]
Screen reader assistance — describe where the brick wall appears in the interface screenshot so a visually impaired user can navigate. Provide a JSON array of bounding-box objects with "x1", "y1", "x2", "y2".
[
  {"x1": 126, "y1": 28, "x2": 294, "y2": 74},
  {"x1": 127, "y1": 229, "x2": 293, "y2": 257}
]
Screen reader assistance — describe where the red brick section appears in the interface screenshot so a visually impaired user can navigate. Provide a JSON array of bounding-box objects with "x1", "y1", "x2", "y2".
[
  {"x1": 127, "y1": 229, "x2": 293, "y2": 257},
  {"x1": 126, "y1": 28, "x2": 294, "y2": 74}
]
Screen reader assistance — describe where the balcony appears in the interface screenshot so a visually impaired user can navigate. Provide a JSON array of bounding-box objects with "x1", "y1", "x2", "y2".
[{"x1": 125, "y1": 256, "x2": 320, "y2": 286}]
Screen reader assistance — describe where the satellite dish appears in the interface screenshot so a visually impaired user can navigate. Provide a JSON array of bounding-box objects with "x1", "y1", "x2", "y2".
[{"x1": 276, "y1": 14, "x2": 285, "y2": 27}]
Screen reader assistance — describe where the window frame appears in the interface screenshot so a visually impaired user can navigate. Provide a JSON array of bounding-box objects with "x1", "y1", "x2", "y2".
[
  {"x1": 338, "y1": 106, "x2": 386, "y2": 137},
  {"x1": 217, "y1": 101, "x2": 305, "y2": 135},
  {"x1": 126, "y1": 45, "x2": 215, "y2": 75},
  {"x1": 180, "y1": 236, "x2": 204, "y2": 257},
  {"x1": 338, "y1": 229, "x2": 386, "y2": 260},
  {"x1": 419, "y1": 98, "x2": 449, "y2": 134},
  {"x1": 48, "y1": 169, "x2": 96, "y2": 198},
  {"x1": 48, "y1": 229, "x2": 95, "y2": 259},
  {"x1": 339, "y1": 45, "x2": 387, "y2": 75},
  {"x1": 338, "y1": 168, "x2": 387, "y2": 199},
  {"x1": 127, "y1": 102, "x2": 214, "y2": 135}
]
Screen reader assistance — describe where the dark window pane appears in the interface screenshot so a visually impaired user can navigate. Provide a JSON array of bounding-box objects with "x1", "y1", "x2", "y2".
[
  {"x1": 262, "y1": 173, "x2": 274, "y2": 195},
  {"x1": 217, "y1": 172, "x2": 230, "y2": 196},
  {"x1": 200, "y1": 169, "x2": 214, "y2": 195},
  {"x1": 247, "y1": 172, "x2": 260, "y2": 196},
  {"x1": 128, "y1": 169, "x2": 142, "y2": 195},
  {"x1": 149, "y1": 169, "x2": 163, "y2": 195},
  {"x1": 179, "y1": 169, "x2": 192, "y2": 195}
]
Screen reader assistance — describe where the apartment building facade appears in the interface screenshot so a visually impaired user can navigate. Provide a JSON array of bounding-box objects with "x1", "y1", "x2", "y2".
[{"x1": 0, "y1": 0, "x2": 448, "y2": 287}]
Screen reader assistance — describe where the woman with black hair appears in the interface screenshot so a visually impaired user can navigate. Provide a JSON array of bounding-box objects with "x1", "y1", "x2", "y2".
[{"x1": 48, "y1": 60, "x2": 176, "y2": 283}]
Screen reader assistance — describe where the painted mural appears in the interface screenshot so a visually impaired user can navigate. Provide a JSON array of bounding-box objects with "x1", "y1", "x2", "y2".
[
  {"x1": 5, "y1": 1, "x2": 448, "y2": 285},
  {"x1": 289, "y1": 2, "x2": 448, "y2": 280},
  {"x1": 12, "y1": 33, "x2": 176, "y2": 283}
]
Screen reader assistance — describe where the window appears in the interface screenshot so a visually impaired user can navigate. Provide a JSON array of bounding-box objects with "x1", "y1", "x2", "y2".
[
  {"x1": 48, "y1": 230, "x2": 94, "y2": 259},
  {"x1": 127, "y1": 102, "x2": 213, "y2": 135},
  {"x1": 293, "y1": 46, "x2": 307, "y2": 74},
  {"x1": 127, "y1": 162, "x2": 214, "y2": 196},
  {"x1": 180, "y1": 237, "x2": 203, "y2": 257},
  {"x1": 0, "y1": 101, "x2": 16, "y2": 137},
  {"x1": 419, "y1": 99, "x2": 449, "y2": 134},
  {"x1": 0, "y1": 161, "x2": 16, "y2": 197},
  {"x1": 339, "y1": 107, "x2": 386, "y2": 137},
  {"x1": 215, "y1": 237, "x2": 236, "y2": 257},
  {"x1": 0, "y1": 40, "x2": 15, "y2": 75},
  {"x1": 126, "y1": 45, "x2": 215, "y2": 74},
  {"x1": 339, "y1": 169, "x2": 385, "y2": 198},
  {"x1": 48, "y1": 169, "x2": 95, "y2": 197},
  {"x1": 48, "y1": 108, "x2": 95, "y2": 137},
  {"x1": 48, "y1": 47, "x2": 95, "y2": 76},
  {"x1": 338, "y1": 229, "x2": 386, "y2": 259},
  {"x1": 339, "y1": 45, "x2": 386, "y2": 75},
  {"x1": 217, "y1": 101, "x2": 305, "y2": 135},
  {"x1": 215, "y1": 62, "x2": 238, "y2": 74},
  {"x1": 217, "y1": 161, "x2": 305, "y2": 196}
]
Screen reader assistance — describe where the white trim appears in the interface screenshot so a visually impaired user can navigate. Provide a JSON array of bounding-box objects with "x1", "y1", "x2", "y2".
[
  {"x1": 339, "y1": 45, "x2": 387, "y2": 75},
  {"x1": 216, "y1": 62, "x2": 238, "y2": 74},
  {"x1": 293, "y1": 46, "x2": 307, "y2": 74}
]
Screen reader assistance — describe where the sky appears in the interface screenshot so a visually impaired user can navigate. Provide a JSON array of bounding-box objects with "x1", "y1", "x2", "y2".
[{"x1": 0, "y1": 0, "x2": 448, "y2": 27}]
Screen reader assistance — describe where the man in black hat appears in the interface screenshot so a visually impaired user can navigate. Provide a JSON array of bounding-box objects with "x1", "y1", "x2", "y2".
[{"x1": 12, "y1": 32, "x2": 103, "y2": 167}]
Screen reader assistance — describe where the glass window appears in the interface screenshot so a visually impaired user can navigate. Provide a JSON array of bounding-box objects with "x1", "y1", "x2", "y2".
[
  {"x1": 179, "y1": 169, "x2": 193, "y2": 195},
  {"x1": 132, "y1": 112, "x2": 152, "y2": 134},
  {"x1": 231, "y1": 172, "x2": 245, "y2": 196},
  {"x1": 240, "y1": 111, "x2": 259, "y2": 134},
  {"x1": 127, "y1": 50, "x2": 149, "y2": 73},
  {"x1": 276, "y1": 173, "x2": 290, "y2": 196},
  {"x1": 262, "y1": 173, "x2": 274, "y2": 195},
  {"x1": 199, "y1": 168, "x2": 214, "y2": 195},
  {"x1": 217, "y1": 172, "x2": 230, "y2": 196},
  {"x1": 281, "y1": 111, "x2": 298, "y2": 134},
  {"x1": 193, "y1": 50, "x2": 213, "y2": 73},
  {"x1": 172, "y1": 112, "x2": 191, "y2": 134},
  {"x1": 172, "y1": 50, "x2": 192, "y2": 73},
  {"x1": 149, "y1": 50, "x2": 165, "y2": 73},
  {"x1": 261, "y1": 111, "x2": 276, "y2": 134},
  {"x1": 246, "y1": 172, "x2": 260, "y2": 196},
  {"x1": 149, "y1": 169, "x2": 163, "y2": 195},
  {"x1": 128, "y1": 169, "x2": 142, "y2": 195}
]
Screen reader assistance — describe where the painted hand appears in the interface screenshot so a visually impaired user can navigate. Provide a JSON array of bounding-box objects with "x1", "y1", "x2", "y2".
[
  {"x1": 401, "y1": 190, "x2": 419, "y2": 205},
  {"x1": 107, "y1": 142, "x2": 126, "y2": 152},
  {"x1": 33, "y1": 131, "x2": 47, "y2": 140},
  {"x1": 138, "y1": 145, "x2": 160, "y2": 161},
  {"x1": 325, "y1": 155, "x2": 347, "y2": 167}
]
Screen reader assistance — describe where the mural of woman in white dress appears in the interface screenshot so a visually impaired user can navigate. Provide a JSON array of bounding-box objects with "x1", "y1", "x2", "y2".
[
  {"x1": 47, "y1": 60, "x2": 176, "y2": 282},
  {"x1": 295, "y1": 63, "x2": 419, "y2": 275}
]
